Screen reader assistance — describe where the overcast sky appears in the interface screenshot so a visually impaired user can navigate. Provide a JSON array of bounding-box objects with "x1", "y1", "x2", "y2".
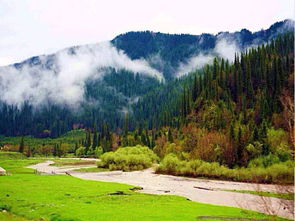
[{"x1": 0, "y1": 0, "x2": 293, "y2": 66}]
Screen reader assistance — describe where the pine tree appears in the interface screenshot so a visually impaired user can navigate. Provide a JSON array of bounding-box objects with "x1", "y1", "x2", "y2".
[
  {"x1": 141, "y1": 133, "x2": 147, "y2": 146},
  {"x1": 53, "y1": 143, "x2": 58, "y2": 157},
  {"x1": 74, "y1": 142, "x2": 79, "y2": 153},
  {"x1": 19, "y1": 136, "x2": 24, "y2": 153},
  {"x1": 26, "y1": 146, "x2": 31, "y2": 157},
  {"x1": 168, "y1": 128, "x2": 173, "y2": 143},
  {"x1": 151, "y1": 130, "x2": 155, "y2": 148},
  {"x1": 57, "y1": 143, "x2": 62, "y2": 157},
  {"x1": 92, "y1": 124, "x2": 98, "y2": 150},
  {"x1": 252, "y1": 127, "x2": 259, "y2": 142},
  {"x1": 145, "y1": 130, "x2": 151, "y2": 147},
  {"x1": 123, "y1": 113, "x2": 129, "y2": 137},
  {"x1": 237, "y1": 127, "x2": 243, "y2": 166},
  {"x1": 230, "y1": 123, "x2": 235, "y2": 141},
  {"x1": 181, "y1": 89, "x2": 187, "y2": 117},
  {"x1": 85, "y1": 130, "x2": 91, "y2": 148},
  {"x1": 213, "y1": 57, "x2": 219, "y2": 80},
  {"x1": 101, "y1": 123, "x2": 112, "y2": 153},
  {"x1": 192, "y1": 74, "x2": 198, "y2": 101}
]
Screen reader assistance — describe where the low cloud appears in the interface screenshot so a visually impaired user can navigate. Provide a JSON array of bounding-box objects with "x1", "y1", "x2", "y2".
[
  {"x1": 175, "y1": 36, "x2": 241, "y2": 77},
  {"x1": 0, "y1": 42, "x2": 163, "y2": 107},
  {"x1": 175, "y1": 54, "x2": 214, "y2": 78},
  {"x1": 215, "y1": 38, "x2": 240, "y2": 61}
]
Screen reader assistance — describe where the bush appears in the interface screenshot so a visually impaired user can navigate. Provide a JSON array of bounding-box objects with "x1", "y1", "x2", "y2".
[
  {"x1": 248, "y1": 154, "x2": 281, "y2": 168},
  {"x1": 245, "y1": 142, "x2": 263, "y2": 159},
  {"x1": 157, "y1": 153, "x2": 184, "y2": 174},
  {"x1": 75, "y1": 147, "x2": 86, "y2": 157},
  {"x1": 156, "y1": 154, "x2": 294, "y2": 184},
  {"x1": 98, "y1": 145, "x2": 159, "y2": 171},
  {"x1": 266, "y1": 128, "x2": 290, "y2": 152},
  {"x1": 95, "y1": 146, "x2": 103, "y2": 158}
]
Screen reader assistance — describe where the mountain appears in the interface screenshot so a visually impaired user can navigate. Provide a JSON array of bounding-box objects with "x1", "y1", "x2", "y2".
[
  {"x1": 112, "y1": 19, "x2": 294, "y2": 79},
  {"x1": 11, "y1": 19, "x2": 294, "y2": 79},
  {"x1": 0, "y1": 20, "x2": 293, "y2": 137}
]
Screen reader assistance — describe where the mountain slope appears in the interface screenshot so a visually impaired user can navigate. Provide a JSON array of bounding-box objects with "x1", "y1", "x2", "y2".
[
  {"x1": 112, "y1": 19, "x2": 294, "y2": 79},
  {"x1": 0, "y1": 20, "x2": 293, "y2": 137}
]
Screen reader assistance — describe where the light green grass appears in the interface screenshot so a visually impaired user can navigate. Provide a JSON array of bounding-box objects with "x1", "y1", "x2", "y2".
[
  {"x1": 51, "y1": 159, "x2": 96, "y2": 167},
  {"x1": 0, "y1": 159, "x2": 288, "y2": 221},
  {"x1": 73, "y1": 167, "x2": 109, "y2": 172},
  {"x1": 0, "y1": 159, "x2": 42, "y2": 174},
  {"x1": 223, "y1": 189, "x2": 294, "y2": 200},
  {"x1": 0, "y1": 152, "x2": 26, "y2": 160},
  {"x1": 0, "y1": 174, "x2": 283, "y2": 221},
  {"x1": 0, "y1": 129, "x2": 86, "y2": 147}
]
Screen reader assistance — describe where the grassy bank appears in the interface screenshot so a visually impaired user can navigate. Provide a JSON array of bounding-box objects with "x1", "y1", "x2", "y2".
[
  {"x1": 73, "y1": 167, "x2": 109, "y2": 172},
  {"x1": 0, "y1": 174, "x2": 283, "y2": 221},
  {"x1": 156, "y1": 154, "x2": 294, "y2": 184},
  {"x1": 50, "y1": 159, "x2": 96, "y2": 167},
  {"x1": 222, "y1": 189, "x2": 294, "y2": 200},
  {"x1": 0, "y1": 158, "x2": 284, "y2": 220}
]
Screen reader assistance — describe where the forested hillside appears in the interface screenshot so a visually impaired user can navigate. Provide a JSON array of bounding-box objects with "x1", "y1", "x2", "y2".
[
  {"x1": 149, "y1": 32, "x2": 294, "y2": 171},
  {"x1": 112, "y1": 20, "x2": 293, "y2": 79},
  {"x1": 108, "y1": 32, "x2": 294, "y2": 183},
  {"x1": 0, "y1": 20, "x2": 293, "y2": 139}
]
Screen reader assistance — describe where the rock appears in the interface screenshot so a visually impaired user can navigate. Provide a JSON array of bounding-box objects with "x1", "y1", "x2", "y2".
[
  {"x1": 193, "y1": 186, "x2": 214, "y2": 191},
  {"x1": 108, "y1": 191, "x2": 129, "y2": 195},
  {"x1": 0, "y1": 167, "x2": 6, "y2": 176},
  {"x1": 129, "y1": 187, "x2": 143, "y2": 191}
]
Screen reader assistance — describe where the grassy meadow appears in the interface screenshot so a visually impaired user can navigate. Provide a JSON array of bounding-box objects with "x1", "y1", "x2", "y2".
[{"x1": 0, "y1": 152, "x2": 287, "y2": 221}]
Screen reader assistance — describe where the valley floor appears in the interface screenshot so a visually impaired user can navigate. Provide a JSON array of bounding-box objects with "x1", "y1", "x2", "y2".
[{"x1": 29, "y1": 161, "x2": 294, "y2": 219}]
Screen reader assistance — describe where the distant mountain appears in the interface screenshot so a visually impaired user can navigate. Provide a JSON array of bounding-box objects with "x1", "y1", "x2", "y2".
[
  {"x1": 0, "y1": 20, "x2": 293, "y2": 137},
  {"x1": 11, "y1": 19, "x2": 294, "y2": 80},
  {"x1": 112, "y1": 19, "x2": 294, "y2": 79}
]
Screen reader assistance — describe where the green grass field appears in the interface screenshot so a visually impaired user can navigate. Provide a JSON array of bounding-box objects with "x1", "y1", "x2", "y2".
[
  {"x1": 223, "y1": 189, "x2": 294, "y2": 200},
  {"x1": 0, "y1": 155, "x2": 288, "y2": 221},
  {"x1": 0, "y1": 129, "x2": 86, "y2": 147},
  {"x1": 50, "y1": 159, "x2": 96, "y2": 167},
  {"x1": 73, "y1": 167, "x2": 109, "y2": 172}
]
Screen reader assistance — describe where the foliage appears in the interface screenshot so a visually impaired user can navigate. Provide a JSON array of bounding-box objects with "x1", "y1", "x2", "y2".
[
  {"x1": 157, "y1": 154, "x2": 294, "y2": 184},
  {"x1": 76, "y1": 146, "x2": 86, "y2": 157},
  {"x1": 266, "y1": 128, "x2": 290, "y2": 152},
  {"x1": 94, "y1": 146, "x2": 103, "y2": 158},
  {"x1": 248, "y1": 154, "x2": 285, "y2": 168},
  {"x1": 223, "y1": 189, "x2": 294, "y2": 200},
  {"x1": 99, "y1": 145, "x2": 159, "y2": 171}
]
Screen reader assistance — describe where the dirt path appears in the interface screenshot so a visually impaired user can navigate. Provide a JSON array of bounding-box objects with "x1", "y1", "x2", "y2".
[
  {"x1": 28, "y1": 160, "x2": 96, "y2": 174},
  {"x1": 28, "y1": 161, "x2": 294, "y2": 219}
]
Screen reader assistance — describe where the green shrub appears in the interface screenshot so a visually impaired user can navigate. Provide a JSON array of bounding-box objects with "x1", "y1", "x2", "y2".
[
  {"x1": 95, "y1": 146, "x2": 103, "y2": 158},
  {"x1": 157, "y1": 153, "x2": 184, "y2": 174},
  {"x1": 266, "y1": 128, "x2": 290, "y2": 152},
  {"x1": 75, "y1": 147, "x2": 86, "y2": 157},
  {"x1": 275, "y1": 148, "x2": 291, "y2": 162},
  {"x1": 245, "y1": 142, "x2": 263, "y2": 159},
  {"x1": 156, "y1": 155, "x2": 294, "y2": 184},
  {"x1": 98, "y1": 145, "x2": 159, "y2": 171},
  {"x1": 248, "y1": 154, "x2": 281, "y2": 168}
]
